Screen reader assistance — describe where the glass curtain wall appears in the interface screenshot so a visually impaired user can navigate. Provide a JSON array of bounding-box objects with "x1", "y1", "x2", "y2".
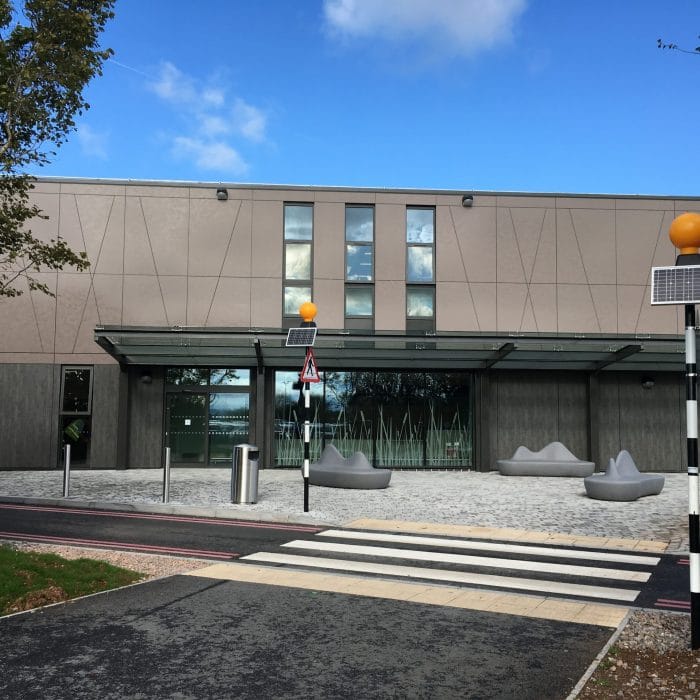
[{"x1": 273, "y1": 370, "x2": 472, "y2": 468}]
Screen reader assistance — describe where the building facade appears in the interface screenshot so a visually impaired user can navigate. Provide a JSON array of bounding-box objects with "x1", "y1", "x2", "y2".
[{"x1": 0, "y1": 178, "x2": 692, "y2": 472}]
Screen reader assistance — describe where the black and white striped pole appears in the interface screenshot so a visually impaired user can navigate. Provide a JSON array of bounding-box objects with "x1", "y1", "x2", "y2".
[
  {"x1": 668, "y1": 213, "x2": 700, "y2": 649},
  {"x1": 299, "y1": 302, "x2": 318, "y2": 513},
  {"x1": 684, "y1": 303, "x2": 700, "y2": 648}
]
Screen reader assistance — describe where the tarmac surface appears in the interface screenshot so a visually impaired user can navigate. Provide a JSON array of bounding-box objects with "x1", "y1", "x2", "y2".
[
  {"x1": 0, "y1": 467, "x2": 689, "y2": 550},
  {"x1": 0, "y1": 467, "x2": 692, "y2": 699}
]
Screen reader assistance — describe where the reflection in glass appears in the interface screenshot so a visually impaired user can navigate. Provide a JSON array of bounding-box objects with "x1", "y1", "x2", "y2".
[
  {"x1": 345, "y1": 286, "x2": 373, "y2": 316},
  {"x1": 407, "y1": 287, "x2": 434, "y2": 317},
  {"x1": 208, "y1": 393, "x2": 249, "y2": 464},
  {"x1": 166, "y1": 368, "x2": 208, "y2": 385},
  {"x1": 273, "y1": 370, "x2": 323, "y2": 466},
  {"x1": 284, "y1": 286, "x2": 312, "y2": 315},
  {"x1": 285, "y1": 243, "x2": 312, "y2": 279},
  {"x1": 62, "y1": 368, "x2": 91, "y2": 413},
  {"x1": 407, "y1": 246, "x2": 433, "y2": 282},
  {"x1": 406, "y1": 208, "x2": 434, "y2": 243},
  {"x1": 167, "y1": 393, "x2": 207, "y2": 463},
  {"x1": 271, "y1": 370, "x2": 472, "y2": 469},
  {"x1": 346, "y1": 244, "x2": 373, "y2": 281},
  {"x1": 61, "y1": 415, "x2": 91, "y2": 463},
  {"x1": 346, "y1": 207, "x2": 373, "y2": 242},
  {"x1": 284, "y1": 204, "x2": 313, "y2": 240},
  {"x1": 210, "y1": 369, "x2": 250, "y2": 386}
]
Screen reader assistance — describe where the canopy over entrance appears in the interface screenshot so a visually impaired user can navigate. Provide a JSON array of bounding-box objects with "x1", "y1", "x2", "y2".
[{"x1": 94, "y1": 326, "x2": 685, "y2": 373}]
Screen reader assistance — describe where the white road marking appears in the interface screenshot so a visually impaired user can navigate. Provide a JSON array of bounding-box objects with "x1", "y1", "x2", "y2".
[
  {"x1": 281, "y1": 540, "x2": 651, "y2": 582},
  {"x1": 241, "y1": 552, "x2": 641, "y2": 602},
  {"x1": 317, "y1": 529, "x2": 660, "y2": 566}
]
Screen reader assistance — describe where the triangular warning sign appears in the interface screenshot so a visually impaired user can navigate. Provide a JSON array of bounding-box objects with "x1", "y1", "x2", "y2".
[{"x1": 301, "y1": 348, "x2": 321, "y2": 383}]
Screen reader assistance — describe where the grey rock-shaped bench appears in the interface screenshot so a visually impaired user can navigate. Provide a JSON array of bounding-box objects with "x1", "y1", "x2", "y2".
[
  {"x1": 584, "y1": 450, "x2": 665, "y2": 501},
  {"x1": 309, "y1": 444, "x2": 392, "y2": 489},
  {"x1": 497, "y1": 441, "x2": 595, "y2": 477}
]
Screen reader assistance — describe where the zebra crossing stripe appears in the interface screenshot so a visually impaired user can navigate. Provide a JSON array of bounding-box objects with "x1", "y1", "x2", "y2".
[
  {"x1": 241, "y1": 551, "x2": 641, "y2": 602},
  {"x1": 281, "y1": 540, "x2": 651, "y2": 582},
  {"x1": 316, "y1": 529, "x2": 660, "y2": 566}
]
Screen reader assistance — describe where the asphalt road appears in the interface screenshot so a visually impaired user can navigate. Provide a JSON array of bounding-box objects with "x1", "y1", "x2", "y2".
[
  {"x1": 0, "y1": 503, "x2": 323, "y2": 559},
  {"x1": 0, "y1": 574, "x2": 612, "y2": 700},
  {"x1": 0, "y1": 503, "x2": 690, "y2": 612},
  {"x1": 1, "y1": 501, "x2": 688, "y2": 698}
]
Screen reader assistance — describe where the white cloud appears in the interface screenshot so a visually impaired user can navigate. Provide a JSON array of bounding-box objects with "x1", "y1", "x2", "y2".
[
  {"x1": 323, "y1": 0, "x2": 527, "y2": 56},
  {"x1": 150, "y1": 61, "x2": 197, "y2": 104},
  {"x1": 77, "y1": 124, "x2": 108, "y2": 159},
  {"x1": 200, "y1": 115, "x2": 232, "y2": 137},
  {"x1": 148, "y1": 61, "x2": 268, "y2": 173},
  {"x1": 173, "y1": 136, "x2": 248, "y2": 174},
  {"x1": 233, "y1": 98, "x2": 267, "y2": 143}
]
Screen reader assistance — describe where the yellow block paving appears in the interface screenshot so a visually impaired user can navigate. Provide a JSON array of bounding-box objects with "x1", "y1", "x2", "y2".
[
  {"x1": 344, "y1": 518, "x2": 668, "y2": 553},
  {"x1": 184, "y1": 562, "x2": 628, "y2": 628}
]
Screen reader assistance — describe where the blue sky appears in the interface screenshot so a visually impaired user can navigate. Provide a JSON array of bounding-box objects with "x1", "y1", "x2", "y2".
[{"x1": 34, "y1": 0, "x2": 700, "y2": 196}]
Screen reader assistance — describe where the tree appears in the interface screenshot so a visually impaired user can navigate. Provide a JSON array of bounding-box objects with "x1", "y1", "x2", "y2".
[
  {"x1": 657, "y1": 36, "x2": 700, "y2": 55},
  {"x1": 0, "y1": 0, "x2": 115, "y2": 298}
]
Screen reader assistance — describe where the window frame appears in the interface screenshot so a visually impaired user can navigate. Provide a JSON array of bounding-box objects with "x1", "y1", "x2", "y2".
[
  {"x1": 406, "y1": 206, "x2": 435, "y2": 284},
  {"x1": 283, "y1": 202, "x2": 314, "y2": 320},
  {"x1": 345, "y1": 205, "x2": 375, "y2": 326}
]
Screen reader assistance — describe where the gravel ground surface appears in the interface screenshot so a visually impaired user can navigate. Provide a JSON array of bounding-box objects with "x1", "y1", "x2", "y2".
[
  {"x1": 577, "y1": 610, "x2": 700, "y2": 698},
  {"x1": 0, "y1": 539, "x2": 212, "y2": 580}
]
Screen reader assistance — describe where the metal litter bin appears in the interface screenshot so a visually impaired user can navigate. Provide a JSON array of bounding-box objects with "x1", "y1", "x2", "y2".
[{"x1": 231, "y1": 444, "x2": 259, "y2": 504}]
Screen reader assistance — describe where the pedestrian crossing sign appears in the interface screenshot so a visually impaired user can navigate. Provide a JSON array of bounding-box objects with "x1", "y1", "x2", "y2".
[{"x1": 301, "y1": 348, "x2": 321, "y2": 383}]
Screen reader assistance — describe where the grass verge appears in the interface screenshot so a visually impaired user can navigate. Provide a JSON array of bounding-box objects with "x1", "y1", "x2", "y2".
[{"x1": 0, "y1": 544, "x2": 143, "y2": 616}]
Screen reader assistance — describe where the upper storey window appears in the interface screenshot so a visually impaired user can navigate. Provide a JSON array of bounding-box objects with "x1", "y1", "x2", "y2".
[
  {"x1": 406, "y1": 207, "x2": 435, "y2": 331},
  {"x1": 345, "y1": 206, "x2": 374, "y2": 281},
  {"x1": 283, "y1": 204, "x2": 313, "y2": 318},
  {"x1": 406, "y1": 207, "x2": 434, "y2": 283}
]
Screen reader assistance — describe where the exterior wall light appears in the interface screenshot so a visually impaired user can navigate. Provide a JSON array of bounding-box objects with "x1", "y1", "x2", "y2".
[
  {"x1": 461, "y1": 194, "x2": 473, "y2": 208},
  {"x1": 641, "y1": 376, "x2": 655, "y2": 390},
  {"x1": 140, "y1": 370, "x2": 153, "y2": 385},
  {"x1": 216, "y1": 187, "x2": 228, "y2": 201}
]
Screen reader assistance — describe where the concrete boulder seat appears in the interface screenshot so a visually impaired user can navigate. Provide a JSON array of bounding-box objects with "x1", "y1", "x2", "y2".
[
  {"x1": 309, "y1": 445, "x2": 392, "y2": 489},
  {"x1": 497, "y1": 441, "x2": 595, "y2": 477},
  {"x1": 584, "y1": 450, "x2": 665, "y2": 501}
]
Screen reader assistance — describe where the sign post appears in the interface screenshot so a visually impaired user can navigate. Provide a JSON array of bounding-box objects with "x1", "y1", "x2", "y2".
[
  {"x1": 652, "y1": 211, "x2": 700, "y2": 649},
  {"x1": 286, "y1": 301, "x2": 319, "y2": 513}
]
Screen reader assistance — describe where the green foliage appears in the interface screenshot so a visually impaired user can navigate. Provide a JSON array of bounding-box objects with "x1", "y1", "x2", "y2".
[
  {"x1": 0, "y1": 544, "x2": 142, "y2": 615},
  {"x1": 0, "y1": 0, "x2": 115, "y2": 298}
]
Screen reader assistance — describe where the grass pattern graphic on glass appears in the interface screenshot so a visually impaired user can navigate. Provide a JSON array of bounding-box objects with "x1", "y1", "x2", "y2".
[{"x1": 273, "y1": 370, "x2": 472, "y2": 469}]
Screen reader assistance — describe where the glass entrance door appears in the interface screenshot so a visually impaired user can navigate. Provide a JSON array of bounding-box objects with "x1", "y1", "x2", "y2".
[
  {"x1": 166, "y1": 393, "x2": 207, "y2": 464},
  {"x1": 208, "y1": 393, "x2": 250, "y2": 464}
]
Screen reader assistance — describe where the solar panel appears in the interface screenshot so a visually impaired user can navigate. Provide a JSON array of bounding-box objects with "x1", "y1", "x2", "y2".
[
  {"x1": 651, "y1": 266, "x2": 700, "y2": 305},
  {"x1": 286, "y1": 327, "x2": 317, "y2": 347}
]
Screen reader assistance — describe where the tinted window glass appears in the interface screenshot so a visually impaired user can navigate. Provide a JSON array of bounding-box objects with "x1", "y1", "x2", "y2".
[
  {"x1": 284, "y1": 204, "x2": 313, "y2": 240},
  {"x1": 346, "y1": 207, "x2": 374, "y2": 242},
  {"x1": 345, "y1": 286, "x2": 373, "y2": 316},
  {"x1": 210, "y1": 369, "x2": 250, "y2": 386},
  {"x1": 285, "y1": 243, "x2": 312, "y2": 279},
  {"x1": 284, "y1": 286, "x2": 312, "y2": 316},
  {"x1": 407, "y1": 246, "x2": 433, "y2": 282},
  {"x1": 406, "y1": 208, "x2": 434, "y2": 243},
  {"x1": 346, "y1": 244, "x2": 373, "y2": 281},
  {"x1": 407, "y1": 287, "x2": 434, "y2": 317},
  {"x1": 62, "y1": 369, "x2": 91, "y2": 413}
]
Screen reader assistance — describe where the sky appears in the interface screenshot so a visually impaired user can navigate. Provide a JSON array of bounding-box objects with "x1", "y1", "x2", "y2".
[{"x1": 31, "y1": 0, "x2": 700, "y2": 196}]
